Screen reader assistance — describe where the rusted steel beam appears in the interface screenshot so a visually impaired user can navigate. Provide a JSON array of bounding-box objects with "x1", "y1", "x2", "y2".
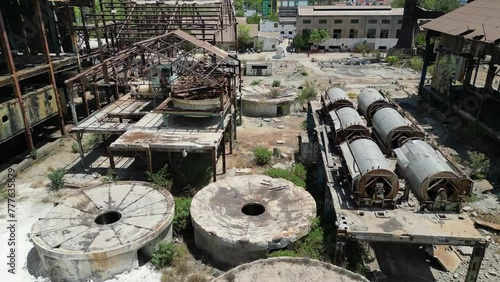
[
  {"x1": 212, "y1": 148, "x2": 217, "y2": 182},
  {"x1": 35, "y1": 0, "x2": 67, "y2": 136},
  {"x1": 222, "y1": 135, "x2": 226, "y2": 174},
  {"x1": 66, "y1": 3, "x2": 81, "y2": 67},
  {"x1": 107, "y1": 146, "x2": 115, "y2": 170},
  {"x1": 0, "y1": 8, "x2": 34, "y2": 151}
]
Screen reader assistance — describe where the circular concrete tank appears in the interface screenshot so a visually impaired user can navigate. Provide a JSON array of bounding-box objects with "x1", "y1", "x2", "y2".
[
  {"x1": 191, "y1": 175, "x2": 316, "y2": 266},
  {"x1": 212, "y1": 257, "x2": 369, "y2": 282},
  {"x1": 31, "y1": 182, "x2": 174, "y2": 281}
]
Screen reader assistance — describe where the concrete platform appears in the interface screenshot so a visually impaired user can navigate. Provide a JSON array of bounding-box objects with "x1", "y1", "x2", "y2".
[
  {"x1": 190, "y1": 175, "x2": 316, "y2": 266},
  {"x1": 31, "y1": 182, "x2": 175, "y2": 281},
  {"x1": 212, "y1": 257, "x2": 369, "y2": 282}
]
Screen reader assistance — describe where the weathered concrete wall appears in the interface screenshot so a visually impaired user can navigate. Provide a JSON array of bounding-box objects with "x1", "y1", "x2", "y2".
[{"x1": 242, "y1": 99, "x2": 299, "y2": 117}]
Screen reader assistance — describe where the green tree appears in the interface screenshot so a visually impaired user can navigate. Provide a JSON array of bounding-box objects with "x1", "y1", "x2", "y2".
[
  {"x1": 293, "y1": 34, "x2": 309, "y2": 51},
  {"x1": 238, "y1": 25, "x2": 252, "y2": 49},
  {"x1": 391, "y1": 0, "x2": 406, "y2": 8},
  {"x1": 420, "y1": 0, "x2": 461, "y2": 13},
  {"x1": 247, "y1": 14, "x2": 261, "y2": 24},
  {"x1": 308, "y1": 29, "x2": 329, "y2": 47}
]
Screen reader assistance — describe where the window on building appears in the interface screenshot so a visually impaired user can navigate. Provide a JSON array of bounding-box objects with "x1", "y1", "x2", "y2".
[
  {"x1": 349, "y1": 29, "x2": 358, "y2": 38},
  {"x1": 368, "y1": 20, "x2": 377, "y2": 24},
  {"x1": 396, "y1": 29, "x2": 401, "y2": 38},
  {"x1": 380, "y1": 29, "x2": 389, "y2": 38},
  {"x1": 289, "y1": 31, "x2": 293, "y2": 34},
  {"x1": 382, "y1": 20, "x2": 391, "y2": 24},
  {"x1": 303, "y1": 19, "x2": 311, "y2": 24},
  {"x1": 350, "y1": 19, "x2": 359, "y2": 24},
  {"x1": 333, "y1": 29, "x2": 342, "y2": 39},
  {"x1": 378, "y1": 46, "x2": 387, "y2": 50},
  {"x1": 274, "y1": 23, "x2": 279, "y2": 28},
  {"x1": 319, "y1": 19, "x2": 327, "y2": 24},
  {"x1": 280, "y1": 31, "x2": 285, "y2": 34},
  {"x1": 367, "y1": 29, "x2": 376, "y2": 39},
  {"x1": 334, "y1": 19, "x2": 343, "y2": 24},
  {"x1": 398, "y1": 19, "x2": 403, "y2": 24},
  {"x1": 272, "y1": 45, "x2": 275, "y2": 49}
]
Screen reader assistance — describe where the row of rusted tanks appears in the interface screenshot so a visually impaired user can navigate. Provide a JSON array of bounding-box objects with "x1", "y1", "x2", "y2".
[{"x1": 321, "y1": 87, "x2": 472, "y2": 211}]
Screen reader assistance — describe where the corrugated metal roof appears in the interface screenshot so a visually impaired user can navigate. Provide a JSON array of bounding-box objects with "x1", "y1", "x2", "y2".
[
  {"x1": 298, "y1": 6, "x2": 404, "y2": 17},
  {"x1": 422, "y1": 0, "x2": 500, "y2": 44}
]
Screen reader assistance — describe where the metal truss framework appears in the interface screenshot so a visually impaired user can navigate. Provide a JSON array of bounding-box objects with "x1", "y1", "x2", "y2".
[
  {"x1": 65, "y1": 29, "x2": 240, "y2": 124},
  {"x1": 81, "y1": 0, "x2": 237, "y2": 52}
]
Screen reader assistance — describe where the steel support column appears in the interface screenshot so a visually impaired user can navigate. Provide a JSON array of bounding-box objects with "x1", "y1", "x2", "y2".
[
  {"x1": 222, "y1": 138, "x2": 226, "y2": 174},
  {"x1": 35, "y1": 0, "x2": 67, "y2": 136},
  {"x1": 0, "y1": 8, "x2": 35, "y2": 151},
  {"x1": 418, "y1": 31, "x2": 434, "y2": 96},
  {"x1": 107, "y1": 147, "x2": 115, "y2": 170},
  {"x1": 212, "y1": 148, "x2": 217, "y2": 182},
  {"x1": 465, "y1": 242, "x2": 487, "y2": 282},
  {"x1": 146, "y1": 149, "x2": 153, "y2": 173},
  {"x1": 76, "y1": 133, "x2": 86, "y2": 166}
]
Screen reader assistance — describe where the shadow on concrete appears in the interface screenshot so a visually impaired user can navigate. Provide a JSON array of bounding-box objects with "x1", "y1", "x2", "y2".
[
  {"x1": 371, "y1": 242, "x2": 439, "y2": 282},
  {"x1": 27, "y1": 247, "x2": 48, "y2": 279}
]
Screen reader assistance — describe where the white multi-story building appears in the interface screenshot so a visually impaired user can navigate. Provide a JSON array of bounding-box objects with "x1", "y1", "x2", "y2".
[
  {"x1": 278, "y1": 0, "x2": 308, "y2": 39},
  {"x1": 296, "y1": 5, "x2": 403, "y2": 50}
]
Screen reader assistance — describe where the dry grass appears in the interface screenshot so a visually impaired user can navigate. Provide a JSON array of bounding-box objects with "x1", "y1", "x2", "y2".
[
  {"x1": 172, "y1": 258, "x2": 191, "y2": 278},
  {"x1": 161, "y1": 269, "x2": 175, "y2": 282},
  {"x1": 31, "y1": 180, "x2": 45, "y2": 188},
  {"x1": 46, "y1": 165, "x2": 54, "y2": 172},
  {"x1": 40, "y1": 190, "x2": 71, "y2": 204},
  {"x1": 186, "y1": 273, "x2": 208, "y2": 282}
]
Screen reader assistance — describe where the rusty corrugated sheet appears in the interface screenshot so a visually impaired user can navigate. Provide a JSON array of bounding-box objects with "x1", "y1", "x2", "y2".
[{"x1": 422, "y1": 0, "x2": 500, "y2": 44}]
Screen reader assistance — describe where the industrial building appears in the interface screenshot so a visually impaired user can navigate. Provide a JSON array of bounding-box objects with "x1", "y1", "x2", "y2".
[
  {"x1": 296, "y1": 5, "x2": 403, "y2": 50},
  {"x1": 419, "y1": 0, "x2": 500, "y2": 143},
  {"x1": 0, "y1": 0, "x2": 79, "y2": 163},
  {"x1": 278, "y1": 0, "x2": 308, "y2": 39}
]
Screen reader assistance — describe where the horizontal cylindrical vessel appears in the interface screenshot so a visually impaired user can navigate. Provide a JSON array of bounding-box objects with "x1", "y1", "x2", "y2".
[
  {"x1": 372, "y1": 107, "x2": 424, "y2": 152},
  {"x1": 323, "y1": 87, "x2": 352, "y2": 110},
  {"x1": 329, "y1": 107, "x2": 369, "y2": 144},
  {"x1": 339, "y1": 137, "x2": 399, "y2": 207},
  {"x1": 395, "y1": 140, "x2": 473, "y2": 210},
  {"x1": 357, "y1": 88, "x2": 389, "y2": 121}
]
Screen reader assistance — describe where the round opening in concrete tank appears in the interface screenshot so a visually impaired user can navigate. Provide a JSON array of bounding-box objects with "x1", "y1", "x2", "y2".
[
  {"x1": 213, "y1": 257, "x2": 370, "y2": 282},
  {"x1": 94, "y1": 211, "x2": 122, "y2": 225},
  {"x1": 241, "y1": 203, "x2": 265, "y2": 216},
  {"x1": 31, "y1": 181, "x2": 175, "y2": 282},
  {"x1": 191, "y1": 175, "x2": 316, "y2": 266}
]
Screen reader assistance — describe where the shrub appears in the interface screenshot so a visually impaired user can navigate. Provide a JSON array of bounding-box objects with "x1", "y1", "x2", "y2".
[
  {"x1": 269, "y1": 88, "x2": 281, "y2": 98},
  {"x1": 272, "y1": 80, "x2": 281, "y2": 87},
  {"x1": 265, "y1": 164, "x2": 307, "y2": 188},
  {"x1": 466, "y1": 151, "x2": 490, "y2": 179},
  {"x1": 47, "y1": 168, "x2": 65, "y2": 190},
  {"x1": 251, "y1": 79, "x2": 262, "y2": 86},
  {"x1": 300, "y1": 70, "x2": 308, "y2": 76},
  {"x1": 103, "y1": 168, "x2": 117, "y2": 182},
  {"x1": 298, "y1": 81, "x2": 317, "y2": 104},
  {"x1": 297, "y1": 217, "x2": 324, "y2": 260},
  {"x1": 31, "y1": 149, "x2": 38, "y2": 159},
  {"x1": 146, "y1": 165, "x2": 173, "y2": 190},
  {"x1": 353, "y1": 42, "x2": 371, "y2": 56},
  {"x1": 386, "y1": 56, "x2": 399, "y2": 66},
  {"x1": 254, "y1": 147, "x2": 272, "y2": 165},
  {"x1": 408, "y1": 56, "x2": 424, "y2": 72},
  {"x1": 173, "y1": 197, "x2": 192, "y2": 235},
  {"x1": 267, "y1": 249, "x2": 299, "y2": 258},
  {"x1": 171, "y1": 154, "x2": 212, "y2": 190},
  {"x1": 151, "y1": 242, "x2": 187, "y2": 269}
]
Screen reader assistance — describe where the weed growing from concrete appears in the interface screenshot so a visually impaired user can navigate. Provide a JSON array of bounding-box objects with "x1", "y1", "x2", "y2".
[
  {"x1": 272, "y1": 79, "x2": 281, "y2": 87},
  {"x1": 151, "y1": 242, "x2": 187, "y2": 269},
  {"x1": 47, "y1": 168, "x2": 65, "y2": 190},
  {"x1": 466, "y1": 150, "x2": 490, "y2": 180}
]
